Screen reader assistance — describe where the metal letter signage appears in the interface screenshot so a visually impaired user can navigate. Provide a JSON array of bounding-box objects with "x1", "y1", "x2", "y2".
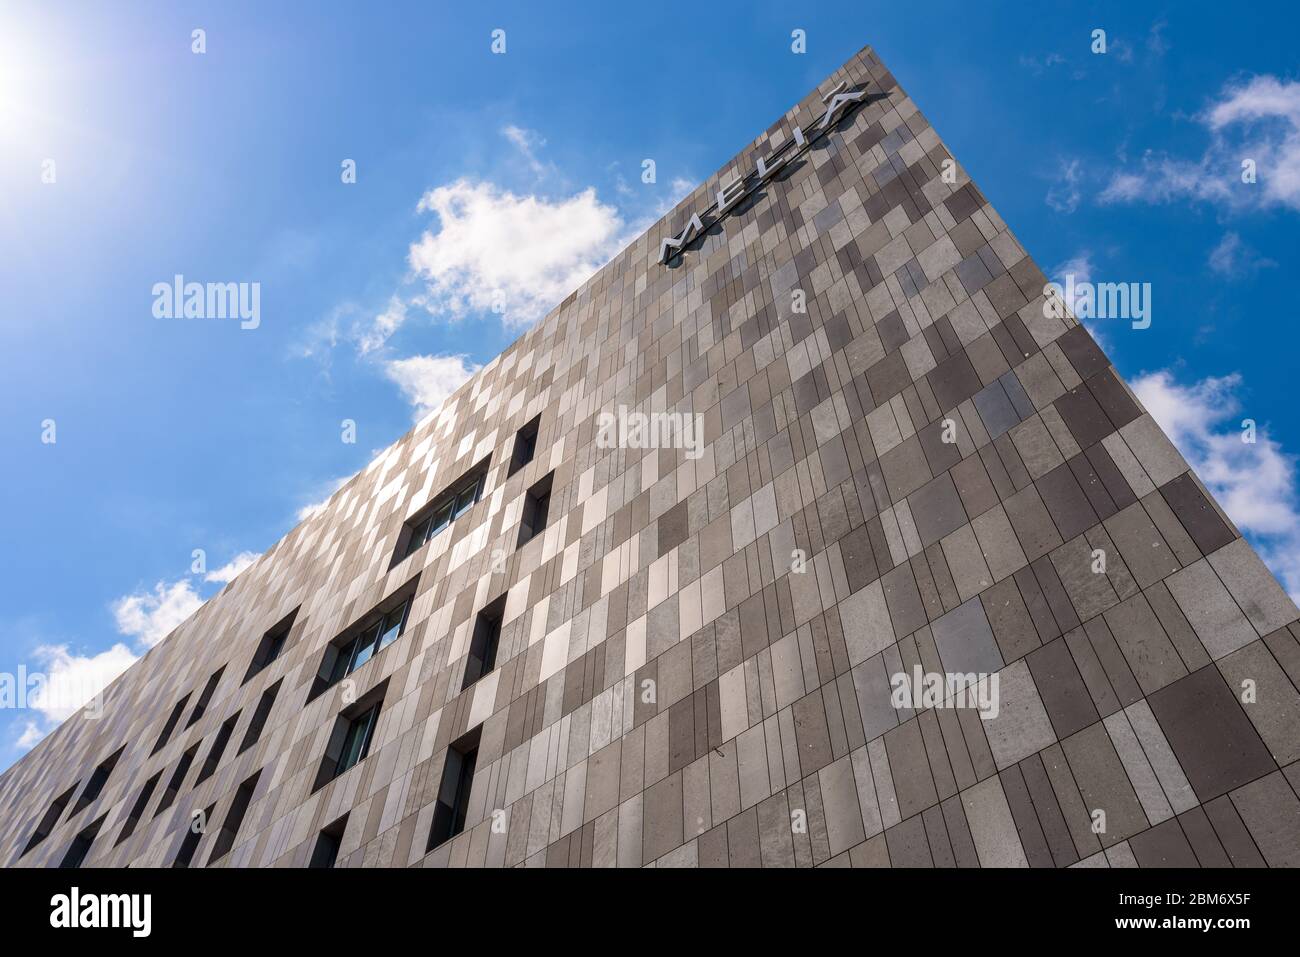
[{"x1": 658, "y1": 81, "x2": 868, "y2": 265}]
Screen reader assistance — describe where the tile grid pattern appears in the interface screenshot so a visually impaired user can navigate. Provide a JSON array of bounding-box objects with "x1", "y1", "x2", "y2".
[{"x1": 3, "y1": 44, "x2": 1300, "y2": 869}]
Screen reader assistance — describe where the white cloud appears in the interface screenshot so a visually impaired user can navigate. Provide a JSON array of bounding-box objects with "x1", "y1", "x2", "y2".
[
  {"x1": 204, "y1": 550, "x2": 259, "y2": 584},
  {"x1": 384, "y1": 353, "x2": 480, "y2": 419},
  {"x1": 407, "y1": 178, "x2": 625, "y2": 329},
  {"x1": 297, "y1": 475, "x2": 350, "y2": 521},
  {"x1": 26, "y1": 642, "x2": 138, "y2": 724},
  {"x1": 1207, "y1": 230, "x2": 1277, "y2": 279},
  {"x1": 1132, "y1": 369, "x2": 1300, "y2": 601},
  {"x1": 1050, "y1": 250, "x2": 1107, "y2": 353},
  {"x1": 111, "y1": 579, "x2": 204, "y2": 649},
  {"x1": 502, "y1": 125, "x2": 553, "y2": 178},
  {"x1": 356, "y1": 295, "x2": 408, "y2": 356},
  {"x1": 1100, "y1": 74, "x2": 1300, "y2": 212},
  {"x1": 15, "y1": 722, "x2": 44, "y2": 749},
  {"x1": 1045, "y1": 158, "x2": 1083, "y2": 214}
]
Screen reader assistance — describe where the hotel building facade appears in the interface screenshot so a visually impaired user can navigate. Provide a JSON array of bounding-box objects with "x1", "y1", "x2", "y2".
[{"x1": 4, "y1": 44, "x2": 1299, "y2": 869}]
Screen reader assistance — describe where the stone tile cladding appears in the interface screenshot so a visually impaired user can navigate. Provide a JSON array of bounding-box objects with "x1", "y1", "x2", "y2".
[{"x1": 4, "y1": 44, "x2": 1299, "y2": 869}]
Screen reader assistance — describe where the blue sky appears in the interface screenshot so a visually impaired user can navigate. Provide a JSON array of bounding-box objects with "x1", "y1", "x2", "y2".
[{"x1": 1, "y1": 0, "x2": 1298, "y2": 770}]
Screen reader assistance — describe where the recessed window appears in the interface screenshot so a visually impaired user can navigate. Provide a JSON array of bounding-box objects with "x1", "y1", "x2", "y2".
[
  {"x1": 508, "y1": 415, "x2": 541, "y2": 477},
  {"x1": 195, "y1": 711, "x2": 240, "y2": 784},
  {"x1": 173, "y1": 804, "x2": 216, "y2": 868},
  {"x1": 242, "y1": 608, "x2": 299, "y2": 684},
  {"x1": 207, "y1": 769, "x2": 261, "y2": 865},
  {"x1": 313, "y1": 682, "x2": 387, "y2": 792},
  {"x1": 238, "y1": 679, "x2": 282, "y2": 754},
  {"x1": 517, "y1": 472, "x2": 554, "y2": 548},
  {"x1": 310, "y1": 814, "x2": 349, "y2": 869},
  {"x1": 395, "y1": 460, "x2": 490, "y2": 564},
  {"x1": 59, "y1": 815, "x2": 107, "y2": 869},
  {"x1": 307, "y1": 582, "x2": 417, "y2": 702},
  {"x1": 151, "y1": 694, "x2": 191, "y2": 755},
  {"x1": 462, "y1": 596, "x2": 506, "y2": 691},
  {"x1": 154, "y1": 742, "x2": 200, "y2": 816},
  {"x1": 72, "y1": 746, "x2": 125, "y2": 816},
  {"x1": 186, "y1": 666, "x2": 226, "y2": 728},
  {"x1": 427, "y1": 726, "x2": 480, "y2": 851},
  {"x1": 21, "y1": 782, "x2": 79, "y2": 856},
  {"x1": 115, "y1": 772, "x2": 161, "y2": 846}
]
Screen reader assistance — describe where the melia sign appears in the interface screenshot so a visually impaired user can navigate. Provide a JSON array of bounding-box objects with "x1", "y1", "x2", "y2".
[{"x1": 658, "y1": 81, "x2": 869, "y2": 265}]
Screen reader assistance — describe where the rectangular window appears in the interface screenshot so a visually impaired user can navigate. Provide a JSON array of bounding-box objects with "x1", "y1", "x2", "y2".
[
  {"x1": 58, "y1": 815, "x2": 107, "y2": 869},
  {"x1": 462, "y1": 596, "x2": 506, "y2": 690},
  {"x1": 186, "y1": 666, "x2": 226, "y2": 728},
  {"x1": 508, "y1": 414, "x2": 541, "y2": 477},
  {"x1": 517, "y1": 472, "x2": 554, "y2": 548},
  {"x1": 427, "y1": 726, "x2": 480, "y2": 851},
  {"x1": 206, "y1": 769, "x2": 261, "y2": 865},
  {"x1": 173, "y1": 804, "x2": 216, "y2": 868},
  {"x1": 242, "y1": 608, "x2": 299, "y2": 685},
  {"x1": 238, "y1": 679, "x2": 282, "y2": 754},
  {"x1": 21, "y1": 783, "x2": 79, "y2": 856},
  {"x1": 154, "y1": 742, "x2": 200, "y2": 816},
  {"x1": 395, "y1": 459, "x2": 490, "y2": 564},
  {"x1": 72, "y1": 746, "x2": 125, "y2": 816},
  {"x1": 195, "y1": 712, "x2": 240, "y2": 784},
  {"x1": 150, "y1": 694, "x2": 191, "y2": 755},
  {"x1": 309, "y1": 814, "x2": 349, "y2": 869},
  {"x1": 312, "y1": 682, "x2": 387, "y2": 792},
  {"x1": 307, "y1": 581, "x2": 417, "y2": 702},
  {"x1": 115, "y1": 772, "x2": 161, "y2": 846}
]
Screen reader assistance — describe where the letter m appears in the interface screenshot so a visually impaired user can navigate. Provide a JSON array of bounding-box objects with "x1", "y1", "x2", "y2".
[{"x1": 658, "y1": 212, "x2": 705, "y2": 264}]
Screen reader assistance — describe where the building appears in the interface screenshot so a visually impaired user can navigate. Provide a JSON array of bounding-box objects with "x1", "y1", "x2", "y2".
[{"x1": 4, "y1": 43, "x2": 1299, "y2": 869}]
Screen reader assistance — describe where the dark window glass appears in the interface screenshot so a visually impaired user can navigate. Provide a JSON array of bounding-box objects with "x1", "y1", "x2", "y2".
[
  {"x1": 337, "y1": 705, "x2": 379, "y2": 776},
  {"x1": 462, "y1": 597, "x2": 505, "y2": 690},
  {"x1": 173, "y1": 804, "x2": 214, "y2": 868},
  {"x1": 151, "y1": 695, "x2": 191, "y2": 755},
  {"x1": 238, "y1": 680, "x2": 282, "y2": 754},
  {"x1": 242, "y1": 610, "x2": 297, "y2": 684},
  {"x1": 155, "y1": 743, "x2": 200, "y2": 816},
  {"x1": 509, "y1": 415, "x2": 541, "y2": 477},
  {"x1": 453, "y1": 476, "x2": 481, "y2": 517},
  {"x1": 59, "y1": 816, "x2": 106, "y2": 869},
  {"x1": 207, "y1": 769, "x2": 261, "y2": 865},
  {"x1": 72, "y1": 747, "x2": 124, "y2": 815},
  {"x1": 350, "y1": 622, "x2": 380, "y2": 672},
  {"x1": 309, "y1": 817, "x2": 347, "y2": 869},
  {"x1": 427, "y1": 728, "x2": 480, "y2": 851},
  {"x1": 22, "y1": 783, "x2": 79, "y2": 856},
  {"x1": 196, "y1": 712, "x2": 240, "y2": 784},
  {"x1": 517, "y1": 473, "x2": 554, "y2": 548},
  {"x1": 377, "y1": 602, "x2": 408, "y2": 652},
  {"x1": 396, "y1": 462, "x2": 489, "y2": 564},
  {"x1": 310, "y1": 590, "x2": 414, "y2": 701},
  {"x1": 186, "y1": 666, "x2": 225, "y2": 728},
  {"x1": 429, "y1": 499, "x2": 454, "y2": 536},
  {"x1": 115, "y1": 773, "x2": 161, "y2": 846}
]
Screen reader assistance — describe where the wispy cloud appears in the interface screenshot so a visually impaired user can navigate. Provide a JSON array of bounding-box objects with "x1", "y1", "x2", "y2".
[
  {"x1": 1045, "y1": 158, "x2": 1083, "y2": 213},
  {"x1": 407, "y1": 178, "x2": 626, "y2": 330},
  {"x1": 1207, "y1": 231, "x2": 1276, "y2": 279},
  {"x1": 384, "y1": 353, "x2": 480, "y2": 420},
  {"x1": 1133, "y1": 369, "x2": 1300, "y2": 602},
  {"x1": 1100, "y1": 75, "x2": 1300, "y2": 212},
  {"x1": 112, "y1": 579, "x2": 205, "y2": 649},
  {"x1": 297, "y1": 475, "x2": 350, "y2": 522},
  {"x1": 204, "y1": 551, "x2": 259, "y2": 584}
]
